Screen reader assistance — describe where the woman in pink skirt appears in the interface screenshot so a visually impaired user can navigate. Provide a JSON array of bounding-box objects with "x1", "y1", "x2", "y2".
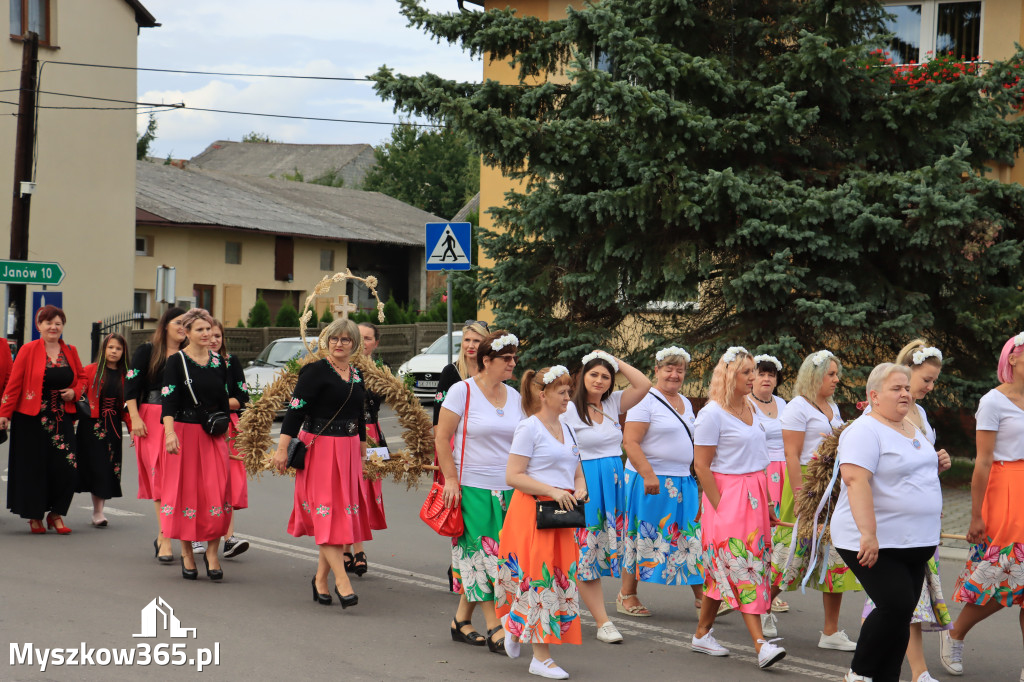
[
  {"x1": 692, "y1": 346, "x2": 785, "y2": 669},
  {"x1": 273, "y1": 318, "x2": 369, "y2": 609},
  {"x1": 160, "y1": 308, "x2": 232, "y2": 581},
  {"x1": 125, "y1": 306, "x2": 187, "y2": 563},
  {"x1": 210, "y1": 320, "x2": 250, "y2": 559}
]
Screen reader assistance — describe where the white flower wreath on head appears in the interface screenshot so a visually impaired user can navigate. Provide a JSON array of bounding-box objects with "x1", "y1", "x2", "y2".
[
  {"x1": 542, "y1": 365, "x2": 569, "y2": 385},
  {"x1": 1014, "y1": 332, "x2": 1024, "y2": 348},
  {"x1": 810, "y1": 350, "x2": 834, "y2": 367},
  {"x1": 911, "y1": 347, "x2": 943, "y2": 365},
  {"x1": 753, "y1": 354, "x2": 783, "y2": 372},
  {"x1": 490, "y1": 333, "x2": 519, "y2": 353},
  {"x1": 581, "y1": 350, "x2": 619, "y2": 373},
  {"x1": 656, "y1": 346, "x2": 691, "y2": 364},
  {"x1": 721, "y1": 346, "x2": 749, "y2": 365}
]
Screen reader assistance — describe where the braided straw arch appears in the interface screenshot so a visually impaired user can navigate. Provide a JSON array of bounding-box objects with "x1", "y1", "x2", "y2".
[{"x1": 235, "y1": 271, "x2": 435, "y2": 486}]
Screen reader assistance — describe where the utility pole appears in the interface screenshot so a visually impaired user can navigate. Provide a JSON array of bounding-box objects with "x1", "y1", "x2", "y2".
[{"x1": 7, "y1": 31, "x2": 38, "y2": 349}]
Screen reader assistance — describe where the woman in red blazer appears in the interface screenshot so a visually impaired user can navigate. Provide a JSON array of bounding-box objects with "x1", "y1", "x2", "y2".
[{"x1": 0, "y1": 305, "x2": 87, "y2": 534}]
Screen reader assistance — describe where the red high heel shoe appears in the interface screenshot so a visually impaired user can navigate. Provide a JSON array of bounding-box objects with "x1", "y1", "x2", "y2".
[
  {"x1": 46, "y1": 513, "x2": 72, "y2": 535},
  {"x1": 28, "y1": 519, "x2": 46, "y2": 534}
]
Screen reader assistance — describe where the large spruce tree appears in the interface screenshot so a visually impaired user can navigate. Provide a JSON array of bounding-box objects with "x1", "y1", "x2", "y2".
[{"x1": 373, "y1": 0, "x2": 1024, "y2": 402}]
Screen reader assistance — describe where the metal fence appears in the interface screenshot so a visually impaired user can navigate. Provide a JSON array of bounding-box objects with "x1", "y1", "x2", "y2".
[
  {"x1": 128, "y1": 322, "x2": 454, "y2": 368},
  {"x1": 91, "y1": 310, "x2": 145, "y2": 361}
]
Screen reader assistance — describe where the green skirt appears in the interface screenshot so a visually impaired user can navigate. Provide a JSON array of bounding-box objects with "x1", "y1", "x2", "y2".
[
  {"x1": 770, "y1": 465, "x2": 861, "y2": 594},
  {"x1": 450, "y1": 486, "x2": 513, "y2": 602}
]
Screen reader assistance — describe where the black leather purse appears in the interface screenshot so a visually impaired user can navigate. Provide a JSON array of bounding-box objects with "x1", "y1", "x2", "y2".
[
  {"x1": 535, "y1": 425, "x2": 587, "y2": 529},
  {"x1": 286, "y1": 374, "x2": 354, "y2": 470},
  {"x1": 179, "y1": 352, "x2": 230, "y2": 436}
]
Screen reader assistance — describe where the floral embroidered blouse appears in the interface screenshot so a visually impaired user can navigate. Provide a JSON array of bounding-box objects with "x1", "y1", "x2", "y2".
[{"x1": 281, "y1": 359, "x2": 366, "y2": 440}]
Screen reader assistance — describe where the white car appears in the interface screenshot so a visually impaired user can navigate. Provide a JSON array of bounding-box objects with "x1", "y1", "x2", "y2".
[
  {"x1": 398, "y1": 332, "x2": 462, "y2": 402},
  {"x1": 242, "y1": 337, "x2": 314, "y2": 400}
]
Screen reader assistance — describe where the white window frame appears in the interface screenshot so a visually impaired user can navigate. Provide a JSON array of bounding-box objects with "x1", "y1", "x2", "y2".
[
  {"x1": 133, "y1": 289, "x2": 151, "y2": 318},
  {"x1": 225, "y1": 241, "x2": 242, "y2": 265},
  {"x1": 136, "y1": 235, "x2": 152, "y2": 256},
  {"x1": 882, "y1": 1, "x2": 984, "y2": 63}
]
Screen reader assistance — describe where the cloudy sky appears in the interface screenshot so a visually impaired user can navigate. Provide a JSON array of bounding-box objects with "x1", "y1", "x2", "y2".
[{"x1": 137, "y1": 0, "x2": 481, "y2": 160}]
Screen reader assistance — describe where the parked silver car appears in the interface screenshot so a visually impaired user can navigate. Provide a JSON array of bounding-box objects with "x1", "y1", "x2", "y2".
[
  {"x1": 397, "y1": 332, "x2": 462, "y2": 402},
  {"x1": 242, "y1": 337, "x2": 314, "y2": 400}
]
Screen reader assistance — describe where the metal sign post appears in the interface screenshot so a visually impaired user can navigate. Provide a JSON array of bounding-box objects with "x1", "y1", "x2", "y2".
[{"x1": 425, "y1": 222, "x2": 472, "y2": 365}]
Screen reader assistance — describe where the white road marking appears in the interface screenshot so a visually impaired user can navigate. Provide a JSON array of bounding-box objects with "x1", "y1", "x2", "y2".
[
  {"x1": 233, "y1": 531, "x2": 855, "y2": 679},
  {"x1": 78, "y1": 505, "x2": 145, "y2": 517}
]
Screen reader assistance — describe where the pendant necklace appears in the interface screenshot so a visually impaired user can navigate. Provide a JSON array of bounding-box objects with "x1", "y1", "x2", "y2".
[{"x1": 478, "y1": 378, "x2": 504, "y2": 416}]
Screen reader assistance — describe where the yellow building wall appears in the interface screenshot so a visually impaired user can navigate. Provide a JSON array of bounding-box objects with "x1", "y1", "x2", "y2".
[
  {"x1": 134, "y1": 226, "x2": 349, "y2": 326},
  {"x1": 0, "y1": 1, "x2": 144, "y2": 352}
]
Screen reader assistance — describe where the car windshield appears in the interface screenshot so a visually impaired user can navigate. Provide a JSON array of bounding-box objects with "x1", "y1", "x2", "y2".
[
  {"x1": 424, "y1": 334, "x2": 462, "y2": 355},
  {"x1": 256, "y1": 340, "x2": 310, "y2": 366}
]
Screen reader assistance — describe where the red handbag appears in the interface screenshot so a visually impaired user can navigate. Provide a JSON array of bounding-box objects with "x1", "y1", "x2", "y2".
[{"x1": 419, "y1": 381, "x2": 469, "y2": 536}]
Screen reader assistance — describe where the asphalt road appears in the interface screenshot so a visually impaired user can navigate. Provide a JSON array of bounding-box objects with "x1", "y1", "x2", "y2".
[{"x1": 1, "y1": 409, "x2": 1022, "y2": 681}]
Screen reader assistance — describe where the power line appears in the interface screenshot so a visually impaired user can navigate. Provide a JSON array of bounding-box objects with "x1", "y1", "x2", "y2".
[{"x1": 43, "y1": 60, "x2": 375, "y2": 82}]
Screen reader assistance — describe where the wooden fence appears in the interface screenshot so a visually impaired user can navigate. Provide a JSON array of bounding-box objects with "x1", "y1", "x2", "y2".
[{"x1": 128, "y1": 322, "x2": 452, "y2": 368}]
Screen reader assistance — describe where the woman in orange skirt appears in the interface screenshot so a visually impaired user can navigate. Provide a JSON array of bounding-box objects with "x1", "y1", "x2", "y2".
[
  {"x1": 941, "y1": 332, "x2": 1024, "y2": 678},
  {"x1": 496, "y1": 366, "x2": 587, "y2": 680}
]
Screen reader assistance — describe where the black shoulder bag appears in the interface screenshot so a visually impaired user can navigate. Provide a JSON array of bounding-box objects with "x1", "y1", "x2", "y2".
[
  {"x1": 536, "y1": 425, "x2": 587, "y2": 529},
  {"x1": 179, "y1": 351, "x2": 230, "y2": 436}
]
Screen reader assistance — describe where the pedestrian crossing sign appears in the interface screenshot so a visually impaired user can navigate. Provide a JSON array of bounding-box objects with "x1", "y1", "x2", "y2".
[{"x1": 425, "y1": 222, "x2": 471, "y2": 271}]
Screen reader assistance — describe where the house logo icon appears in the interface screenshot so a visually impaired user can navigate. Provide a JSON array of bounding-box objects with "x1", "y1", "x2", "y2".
[{"x1": 133, "y1": 597, "x2": 197, "y2": 639}]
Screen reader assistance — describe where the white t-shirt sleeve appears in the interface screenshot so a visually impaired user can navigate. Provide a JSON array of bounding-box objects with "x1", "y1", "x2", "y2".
[
  {"x1": 779, "y1": 397, "x2": 810, "y2": 432},
  {"x1": 608, "y1": 390, "x2": 624, "y2": 416},
  {"x1": 510, "y1": 417, "x2": 539, "y2": 458},
  {"x1": 693, "y1": 404, "x2": 722, "y2": 447},
  {"x1": 975, "y1": 391, "x2": 1001, "y2": 431},
  {"x1": 837, "y1": 421, "x2": 881, "y2": 474},
  {"x1": 441, "y1": 380, "x2": 469, "y2": 418},
  {"x1": 625, "y1": 395, "x2": 652, "y2": 424}
]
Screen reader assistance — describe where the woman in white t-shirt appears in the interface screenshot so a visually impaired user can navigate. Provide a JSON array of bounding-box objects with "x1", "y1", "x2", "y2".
[
  {"x1": 436, "y1": 331, "x2": 525, "y2": 654},
  {"x1": 560, "y1": 350, "x2": 650, "y2": 644},
  {"x1": 691, "y1": 347, "x2": 785, "y2": 670},
  {"x1": 861, "y1": 339, "x2": 951, "y2": 682},
  {"x1": 619, "y1": 347, "x2": 705, "y2": 618},
  {"x1": 770, "y1": 349, "x2": 860, "y2": 651},
  {"x1": 496, "y1": 366, "x2": 587, "y2": 680},
  {"x1": 943, "y1": 333, "x2": 1024, "y2": 679},
  {"x1": 831, "y1": 363, "x2": 950, "y2": 682}
]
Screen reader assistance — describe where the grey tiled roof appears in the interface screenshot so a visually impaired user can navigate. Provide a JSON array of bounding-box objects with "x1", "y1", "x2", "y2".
[
  {"x1": 189, "y1": 140, "x2": 376, "y2": 189},
  {"x1": 136, "y1": 161, "x2": 441, "y2": 246}
]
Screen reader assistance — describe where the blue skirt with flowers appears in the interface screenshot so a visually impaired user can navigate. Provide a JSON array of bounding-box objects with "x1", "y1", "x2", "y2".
[
  {"x1": 621, "y1": 470, "x2": 704, "y2": 586},
  {"x1": 575, "y1": 456, "x2": 625, "y2": 581}
]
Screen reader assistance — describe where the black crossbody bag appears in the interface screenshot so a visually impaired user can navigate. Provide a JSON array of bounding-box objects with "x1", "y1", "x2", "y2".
[
  {"x1": 179, "y1": 352, "x2": 230, "y2": 436},
  {"x1": 536, "y1": 425, "x2": 587, "y2": 529}
]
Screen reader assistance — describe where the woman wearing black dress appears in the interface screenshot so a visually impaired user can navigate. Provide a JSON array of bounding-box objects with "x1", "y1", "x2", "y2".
[
  {"x1": 274, "y1": 318, "x2": 368, "y2": 608},
  {"x1": 125, "y1": 306, "x2": 187, "y2": 561},
  {"x1": 161, "y1": 308, "x2": 232, "y2": 580},
  {"x1": 75, "y1": 333, "x2": 130, "y2": 527},
  {"x1": 1, "y1": 305, "x2": 86, "y2": 534},
  {"x1": 211, "y1": 319, "x2": 250, "y2": 558}
]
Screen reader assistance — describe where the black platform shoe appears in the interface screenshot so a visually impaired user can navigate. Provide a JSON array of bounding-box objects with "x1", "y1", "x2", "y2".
[
  {"x1": 202, "y1": 553, "x2": 223, "y2": 581},
  {"x1": 311, "y1": 578, "x2": 332, "y2": 605},
  {"x1": 334, "y1": 586, "x2": 358, "y2": 609},
  {"x1": 181, "y1": 556, "x2": 198, "y2": 581}
]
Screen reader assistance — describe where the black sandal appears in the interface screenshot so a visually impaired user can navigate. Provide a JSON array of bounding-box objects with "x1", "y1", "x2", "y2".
[
  {"x1": 353, "y1": 551, "x2": 368, "y2": 577},
  {"x1": 343, "y1": 552, "x2": 355, "y2": 573},
  {"x1": 450, "y1": 618, "x2": 486, "y2": 646},
  {"x1": 485, "y1": 625, "x2": 506, "y2": 654}
]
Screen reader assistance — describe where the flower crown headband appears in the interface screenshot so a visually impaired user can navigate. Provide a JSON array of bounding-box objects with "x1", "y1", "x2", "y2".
[
  {"x1": 490, "y1": 333, "x2": 519, "y2": 353},
  {"x1": 810, "y1": 349, "x2": 834, "y2": 367},
  {"x1": 542, "y1": 365, "x2": 569, "y2": 385},
  {"x1": 753, "y1": 354, "x2": 782, "y2": 372},
  {"x1": 581, "y1": 350, "x2": 618, "y2": 373},
  {"x1": 1014, "y1": 332, "x2": 1024, "y2": 348},
  {"x1": 911, "y1": 347, "x2": 942, "y2": 365},
  {"x1": 721, "y1": 346, "x2": 749, "y2": 365},
  {"x1": 656, "y1": 346, "x2": 691, "y2": 364}
]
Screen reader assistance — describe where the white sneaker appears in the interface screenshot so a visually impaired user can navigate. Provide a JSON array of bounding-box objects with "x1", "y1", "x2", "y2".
[
  {"x1": 505, "y1": 633, "x2": 521, "y2": 659},
  {"x1": 938, "y1": 631, "x2": 963, "y2": 676},
  {"x1": 844, "y1": 671, "x2": 873, "y2": 682},
  {"x1": 691, "y1": 628, "x2": 729, "y2": 656},
  {"x1": 916, "y1": 672, "x2": 939, "y2": 682},
  {"x1": 191, "y1": 541, "x2": 206, "y2": 555},
  {"x1": 529, "y1": 657, "x2": 569, "y2": 680},
  {"x1": 1019, "y1": 667, "x2": 1023, "y2": 682},
  {"x1": 596, "y1": 621, "x2": 623, "y2": 643},
  {"x1": 818, "y1": 630, "x2": 857, "y2": 651},
  {"x1": 756, "y1": 639, "x2": 786, "y2": 668},
  {"x1": 761, "y1": 612, "x2": 778, "y2": 638}
]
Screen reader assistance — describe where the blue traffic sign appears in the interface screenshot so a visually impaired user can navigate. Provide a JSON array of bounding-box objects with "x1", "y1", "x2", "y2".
[
  {"x1": 425, "y1": 222, "x2": 471, "y2": 271},
  {"x1": 31, "y1": 290, "x2": 62, "y2": 341}
]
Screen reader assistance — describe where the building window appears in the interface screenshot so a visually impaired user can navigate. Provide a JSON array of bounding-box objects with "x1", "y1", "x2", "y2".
[
  {"x1": 225, "y1": 241, "x2": 242, "y2": 265},
  {"x1": 136, "y1": 235, "x2": 152, "y2": 256},
  {"x1": 193, "y1": 284, "x2": 214, "y2": 314},
  {"x1": 9, "y1": 0, "x2": 50, "y2": 44},
  {"x1": 275, "y1": 236, "x2": 294, "y2": 281},
  {"x1": 133, "y1": 290, "x2": 151, "y2": 318},
  {"x1": 593, "y1": 46, "x2": 614, "y2": 74},
  {"x1": 320, "y1": 249, "x2": 334, "y2": 271},
  {"x1": 881, "y1": 2, "x2": 981, "y2": 65}
]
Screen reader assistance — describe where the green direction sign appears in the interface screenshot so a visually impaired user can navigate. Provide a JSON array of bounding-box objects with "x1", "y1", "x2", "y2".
[{"x1": 0, "y1": 260, "x2": 65, "y2": 285}]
